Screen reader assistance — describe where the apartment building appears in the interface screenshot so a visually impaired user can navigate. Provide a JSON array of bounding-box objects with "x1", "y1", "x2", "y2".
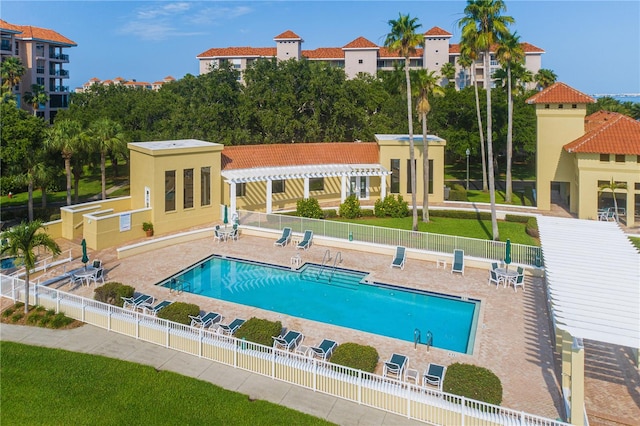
[
  {"x1": 197, "y1": 27, "x2": 544, "y2": 87},
  {"x1": 76, "y1": 75, "x2": 176, "y2": 93},
  {"x1": 0, "y1": 19, "x2": 76, "y2": 122}
]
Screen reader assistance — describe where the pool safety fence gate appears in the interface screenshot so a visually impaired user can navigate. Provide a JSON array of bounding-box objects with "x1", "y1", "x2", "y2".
[
  {"x1": 1, "y1": 276, "x2": 568, "y2": 426},
  {"x1": 237, "y1": 211, "x2": 543, "y2": 267}
]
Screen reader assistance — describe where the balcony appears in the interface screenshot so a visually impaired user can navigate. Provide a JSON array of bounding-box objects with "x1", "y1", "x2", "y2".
[
  {"x1": 49, "y1": 53, "x2": 69, "y2": 62},
  {"x1": 53, "y1": 69, "x2": 69, "y2": 78},
  {"x1": 49, "y1": 85, "x2": 69, "y2": 92}
]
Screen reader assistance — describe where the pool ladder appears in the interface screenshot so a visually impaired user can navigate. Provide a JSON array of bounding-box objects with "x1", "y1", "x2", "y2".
[
  {"x1": 169, "y1": 278, "x2": 191, "y2": 295},
  {"x1": 318, "y1": 250, "x2": 343, "y2": 283},
  {"x1": 414, "y1": 328, "x2": 433, "y2": 352}
]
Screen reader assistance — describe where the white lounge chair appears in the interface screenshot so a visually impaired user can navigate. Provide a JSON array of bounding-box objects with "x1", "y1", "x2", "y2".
[
  {"x1": 390, "y1": 246, "x2": 406, "y2": 270},
  {"x1": 296, "y1": 230, "x2": 313, "y2": 250},
  {"x1": 274, "y1": 227, "x2": 292, "y2": 247},
  {"x1": 423, "y1": 363, "x2": 447, "y2": 390},
  {"x1": 189, "y1": 311, "x2": 222, "y2": 328},
  {"x1": 273, "y1": 330, "x2": 303, "y2": 351},
  {"x1": 122, "y1": 294, "x2": 154, "y2": 310},
  {"x1": 142, "y1": 300, "x2": 172, "y2": 316},
  {"x1": 383, "y1": 353, "x2": 408, "y2": 379},
  {"x1": 513, "y1": 266, "x2": 525, "y2": 292},
  {"x1": 216, "y1": 318, "x2": 245, "y2": 336},
  {"x1": 309, "y1": 339, "x2": 337, "y2": 360},
  {"x1": 451, "y1": 249, "x2": 464, "y2": 275}
]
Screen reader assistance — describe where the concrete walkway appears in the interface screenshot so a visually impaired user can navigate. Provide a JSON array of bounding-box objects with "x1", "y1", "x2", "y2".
[{"x1": 0, "y1": 323, "x2": 419, "y2": 425}]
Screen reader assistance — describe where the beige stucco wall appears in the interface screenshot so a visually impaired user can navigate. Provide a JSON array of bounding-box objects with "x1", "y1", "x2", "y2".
[
  {"x1": 377, "y1": 136, "x2": 446, "y2": 203},
  {"x1": 129, "y1": 141, "x2": 223, "y2": 236},
  {"x1": 344, "y1": 49, "x2": 378, "y2": 79},
  {"x1": 535, "y1": 104, "x2": 588, "y2": 210}
]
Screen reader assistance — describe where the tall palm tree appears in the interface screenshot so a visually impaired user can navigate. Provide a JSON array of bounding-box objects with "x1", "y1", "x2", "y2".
[
  {"x1": 495, "y1": 31, "x2": 524, "y2": 203},
  {"x1": 460, "y1": 39, "x2": 488, "y2": 192},
  {"x1": 598, "y1": 178, "x2": 627, "y2": 222},
  {"x1": 88, "y1": 118, "x2": 125, "y2": 200},
  {"x1": 459, "y1": 0, "x2": 514, "y2": 241},
  {"x1": 0, "y1": 57, "x2": 26, "y2": 91},
  {"x1": 45, "y1": 119, "x2": 84, "y2": 206},
  {"x1": 439, "y1": 62, "x2": 456, "y2": 88},
  {"x1": 23, "y1": 84, "x2": 49, "y2": 116},
  {"x1": 535, "y1": 68, "x2": 557, "y2": 90},
  {"x1": 1, "y1": 221, "x2": 61, "y2": 314},
  {"x1": 385, "y1": 13, "x2": 423, "y2": 231},
  {"x1": 414, "y1": 69, "x2": 444, "y2": 222}
]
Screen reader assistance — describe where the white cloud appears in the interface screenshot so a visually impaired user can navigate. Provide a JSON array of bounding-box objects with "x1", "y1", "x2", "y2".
[{"x1": 188, "y1": 6, "x2": 253, "y2": 26}]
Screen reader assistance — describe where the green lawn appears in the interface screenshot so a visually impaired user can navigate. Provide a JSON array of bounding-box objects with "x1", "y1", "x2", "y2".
[
  {"x1": 1, "y1": 341, "x2": 333, "y2": 425},
  {"x1": 334, "y1": 215, "x2": 538, "y2": 245},
  {"x1": 630, "y1": 236, "x2": 640, "y2": 251}
]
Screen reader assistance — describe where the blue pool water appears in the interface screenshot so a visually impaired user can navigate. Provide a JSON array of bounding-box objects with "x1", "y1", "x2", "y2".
[
  {"x1": 159, "y1": 256, "x2": 479, "y2": 354},
  {"x1": 1, "y1": 257, "x2": 17, "y2": 270}
]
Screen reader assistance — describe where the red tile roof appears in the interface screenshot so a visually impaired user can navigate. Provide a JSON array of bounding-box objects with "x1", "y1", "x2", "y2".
[
  {"x1": 564, "y1": 111, "x2": 640, "y2": 155},
  {"x1": 197, "y1": 47, "x2": 277, "y2": 58},
  {"x1": 424, "y1": 26, "x2": 452, "y2": 37},
  {"x1": 303, "y1": 48, "x2": 344, "y2": 59},
  {"x1": 343, "y1": 37, "x2": 379, "y2": 49},
  {"x1": 8, "y1": 22, "x2": 76, "y2": 46},
  {"x1": 378, "y1": 47, "x2": 423, "y2": 58},
  {"x1": 0, "y1": 19, "x2": 22, "y2": 33},
  {"x1": 222, "y1": 142, "x2": 379, "y2": 170},
  {"x1": 274, "y1": 30, "x2": 301, "y2": 40},
  {"x1": 526, "y1": 82, "x2": 595, "y2": 104}
]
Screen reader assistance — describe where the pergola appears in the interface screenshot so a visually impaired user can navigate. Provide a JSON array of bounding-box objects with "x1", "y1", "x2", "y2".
[
  {"x1": 222, "y1": 163, "x2": 391, "y2": 213},
  {"x1": 537, "y1": 216, "x2": 640, "y2": 425}
]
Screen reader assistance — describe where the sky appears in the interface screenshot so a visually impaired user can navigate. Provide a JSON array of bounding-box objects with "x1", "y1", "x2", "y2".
[{"x1": 2, "y1": 0, "x2": 639, "y2": 95}]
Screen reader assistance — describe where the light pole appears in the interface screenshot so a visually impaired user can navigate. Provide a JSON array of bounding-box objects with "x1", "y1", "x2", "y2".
[{"x1": 465, "y1": 148, "x2": 470, "y2": 190}]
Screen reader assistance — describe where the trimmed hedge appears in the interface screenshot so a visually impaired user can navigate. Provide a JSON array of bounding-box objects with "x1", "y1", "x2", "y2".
[
  {"x1": 429, "y1": 209, "x2": 492, "y2": 221},
  {"x1": 94, "y1": 282, "x2": 135, "y2": 307},
  {"x1": 374, "y1": 194, "x2": 409, "y2": 218},
  {"x1": 525, "y1": 217, "x2": 539, "y2": 238},
  {"x1": 330, "y1": 342, "x2": 379, "y2": 373},
  {"x1": 339, "y1": 195, "x2": 362, "y2": 219},
  {"x1": 443, "y1": 362, "x2": 503, "y2": 405},
  {"x1": 504, "y1": 214, "x2": 530, "y2": 223},
  {"x1": 296, "y1": 198, "x2": 324, "y2": 219},
  {"x1": 448, "y1": 184, "x2": 468, "y2": 202},
  {"x1": 234, "y1": 317, "x2": 282, "y2": 347},
  {"x1": 157, "y1": 302, "x2": 200, "y2": 325}
]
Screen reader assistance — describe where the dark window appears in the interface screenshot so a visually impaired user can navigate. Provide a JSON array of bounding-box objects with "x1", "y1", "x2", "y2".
[
  {"x1": 309, "y1": 178, "x2": 324, "y2": 191},
  {"x1": 615, "y1": 154, "x2": 625, "y2": 163},
  {"x1": 599, "y1": 154, "x2": 609, "y2": 162},
  {"x1": 237, "y1": 182, "x2": 246, "y2": 197},
  {"x1": 558, "y1": 104, "x2": 564, "y2": 109},
  {"x1": 597, "y1": 180, "x2": 609, "y2": 187},
  {"x1": 544, "y1": 104, "x2": 550, "y2": 109},
  {"x1": 165, "y1": 170, "x2": 176, "y2": 212},
  {"x1": 200, "y1": 167, "x2": 211, "y2": 206},
  {"x1": 390, "y1": 159, "x2": 400, "y2": 193},
  {"x1": 635, "y1": 183, "x2": 640, "y2": 191},
  {"x1": 358, "y1": 59, "x2": 363, "y2": 64},
  {"x1": 272, "y1": 179, "x2": 285, "y2": 194},
  {"x1": 571, "y1": 104, "x2": 577, "y2": 109},
  {"x1": 183, "y1": 169, "x2": 194, "y2": 209},
  {"x1": 406, "y1": 159, "x2": 416, "y2": 194}
]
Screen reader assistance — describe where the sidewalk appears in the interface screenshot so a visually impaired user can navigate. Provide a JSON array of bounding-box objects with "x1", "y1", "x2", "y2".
[{"x1": 0, "y1": 323, "x2": 419, "y2": 425}]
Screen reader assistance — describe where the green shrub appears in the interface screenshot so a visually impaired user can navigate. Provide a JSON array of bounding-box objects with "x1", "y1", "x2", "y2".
[
  {"x1": 94, "y1": 282, "x2": 135, "y2": 307},
  {"x1": 157, "y1": 302, "x2": 200, "y2": 325},
  {"x1": 339, "y1": 195, "x2": 362, "y2": 219},
  {"x1": 330, "y1": 343, "x2": 379, "y2": 373},
  {"x1": 448, "y1": 184, "x2": 468, "y2": 201},
  {"x1": 50, "y1": 313, "x2": 73, "y2": 328},
  {"x1": 505, "y1": 214, "x2": 530, "y2": 223},
  {"x1": 2, "y1": 308, "x2": 15, "y2": 317},
  {"x1": 525, "y1": 217, "x2": 539, "y2": 238},
  {"x1": 26, "y1": 311, "x2": 41, "y2": 325},
  {"x1": 323, "y1": 209, "x2": 337, "y2": 218},
  {"x1": 374, "y1": 195, "x2": 409, "y2": 218},
  {"x1": 11, "y1": 313, "x2": 24, "y2": 322},
  {"x1": 443, "y1": 363, "x2": 503, "y2": 405},
  {"x1": 49, "y1": 213, "x2": 61, "y2": 221},
  {"x1": 234, "y1": 317, "x2": 282, "y2": 347},
  {"x1": 429, "y1": 209, "x2": 492, "y2": 220},
  {"x1": 296, "y1": 198, "x2": 324, "y2": 219}
]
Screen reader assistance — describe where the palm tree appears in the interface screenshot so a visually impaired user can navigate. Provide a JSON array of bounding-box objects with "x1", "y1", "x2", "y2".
[
  {"x1": 88, "y1": 118, "x2": 125, "y2": 200},
  {"x1": 385, "y1": 13, "x2": 423, "y2": 231},
  {"x1": 45, "y1": 119, "x2": 84, "y2": 206},
  {"x1": 495, "y1": 31, "x2": 524, "y2": 203},
  {"x1": 23, "y1": 84, "x2": 49, "y2": 117},
  {"x1": 459, "y1": 0, "x2": 514, "y2": 241},
  {"x1": 460, "y1": 38, "x2": 488, "y2": 192},
  {"x1": 534, "y1": 68, "x2": 557, "y2": 90},
  {"x1": 414, "y1": 69, "x2": 444, "y2": 222},
  {"x1": 598, "y1": 178, "x2": 627, "y2": 222},
  {"x1": 440, "y1": 62, "x2": 456, "y2": 88},
  {"x1": 1, "y1": 221, "x2": 61, "y2": 314},
  {"x1": 0, "y1": 57, "x2": 26, "y2": 91}
]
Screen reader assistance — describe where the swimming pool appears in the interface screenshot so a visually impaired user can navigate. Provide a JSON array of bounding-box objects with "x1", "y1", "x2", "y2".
[{"x1": 159, "y1": 255, "x2": 479, "y2": 354}]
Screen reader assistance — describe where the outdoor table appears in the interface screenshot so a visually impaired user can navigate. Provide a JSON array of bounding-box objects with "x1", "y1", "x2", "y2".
[
  {"x1": 495, "y1": 267, "x2": 518, "y2": 288},
  {"x1": 72, "y1": 267, "x2": 95, "y2": 286}
]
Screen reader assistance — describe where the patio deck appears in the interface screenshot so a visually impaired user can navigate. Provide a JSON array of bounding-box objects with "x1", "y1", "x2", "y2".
[{"x1": 32, "y1": 230, "x2": 640, "y2": 424}]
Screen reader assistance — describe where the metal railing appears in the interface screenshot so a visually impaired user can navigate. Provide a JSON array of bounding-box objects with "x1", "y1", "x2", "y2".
[
  {"x1": 8, "y1": 248, "x2": 73, "y2": 278},
  {"x1": 1, "y1": 277, "x2": 568, "y2": 426},
  {"x1": 237, "y1": 211, "x2": 542, "y2": 266}
]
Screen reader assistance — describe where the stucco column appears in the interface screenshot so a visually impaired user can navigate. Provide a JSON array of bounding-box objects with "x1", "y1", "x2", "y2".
[
  {"x1": 303, "y1": 178, "x2": 309, "y2": 199},
  {"x1": 626, "y1": 184, "x2": 635, "y2": 228},
  {"x1": 266, "y1": 179, "x2": 273, "y2": 214},
  {"x1": 341, "y1": 176, "x2": 347, "y2": 203},
  {"x1": 561, "y1": 329, "x2": 572, "y2": 396},
  {"x1": 381, "y1": 174, "x2": 387, "y2": 199},
  {"x1": 229, "y1": 182, "x2": 237, "y2": 215},
  {"x1": 569, "y1": 337, "x2": 585, "y2": 426}
]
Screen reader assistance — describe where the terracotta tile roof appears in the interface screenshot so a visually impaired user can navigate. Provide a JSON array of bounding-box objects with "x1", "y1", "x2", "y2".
[
  {"x1": 378, "y1": 46, "x2": 423, "y2": 58},
  {"x1": 163, "y1": 76, "x2": 175, "y2": 81},
  {"x1": 343, "y1": 37, "x2": 379, "y2": 49},
  {"x1": 302, "y1": 48, "x2": 344, "y2": 59},
  {"x1": 564, "y1": 112, "x2": 640, "y2": 155},
  {"x1": 222, "y1": 142, "x2": 379, "y2": 170},
  {"x1": 89, "y1": 77, "x2": 100, "y2": 82},
  {"x1": 197, "y1": 47, "x2": 277, "y2": 58},
  {"x1": 0, "y1": 19, "x2": 22, "y2": 33},
  {"x1": 11, "y1": 23, "x2": 76, "y2": 46},
  {"x1": 526, "y1": 82, "x2": 595, "y2": 104},
  {"x1": 424, "y1": 26, "x2": 452, "y2": 37},
  {"x1": 274, "y1": 30, "x2": 301, "y2": 40}
]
